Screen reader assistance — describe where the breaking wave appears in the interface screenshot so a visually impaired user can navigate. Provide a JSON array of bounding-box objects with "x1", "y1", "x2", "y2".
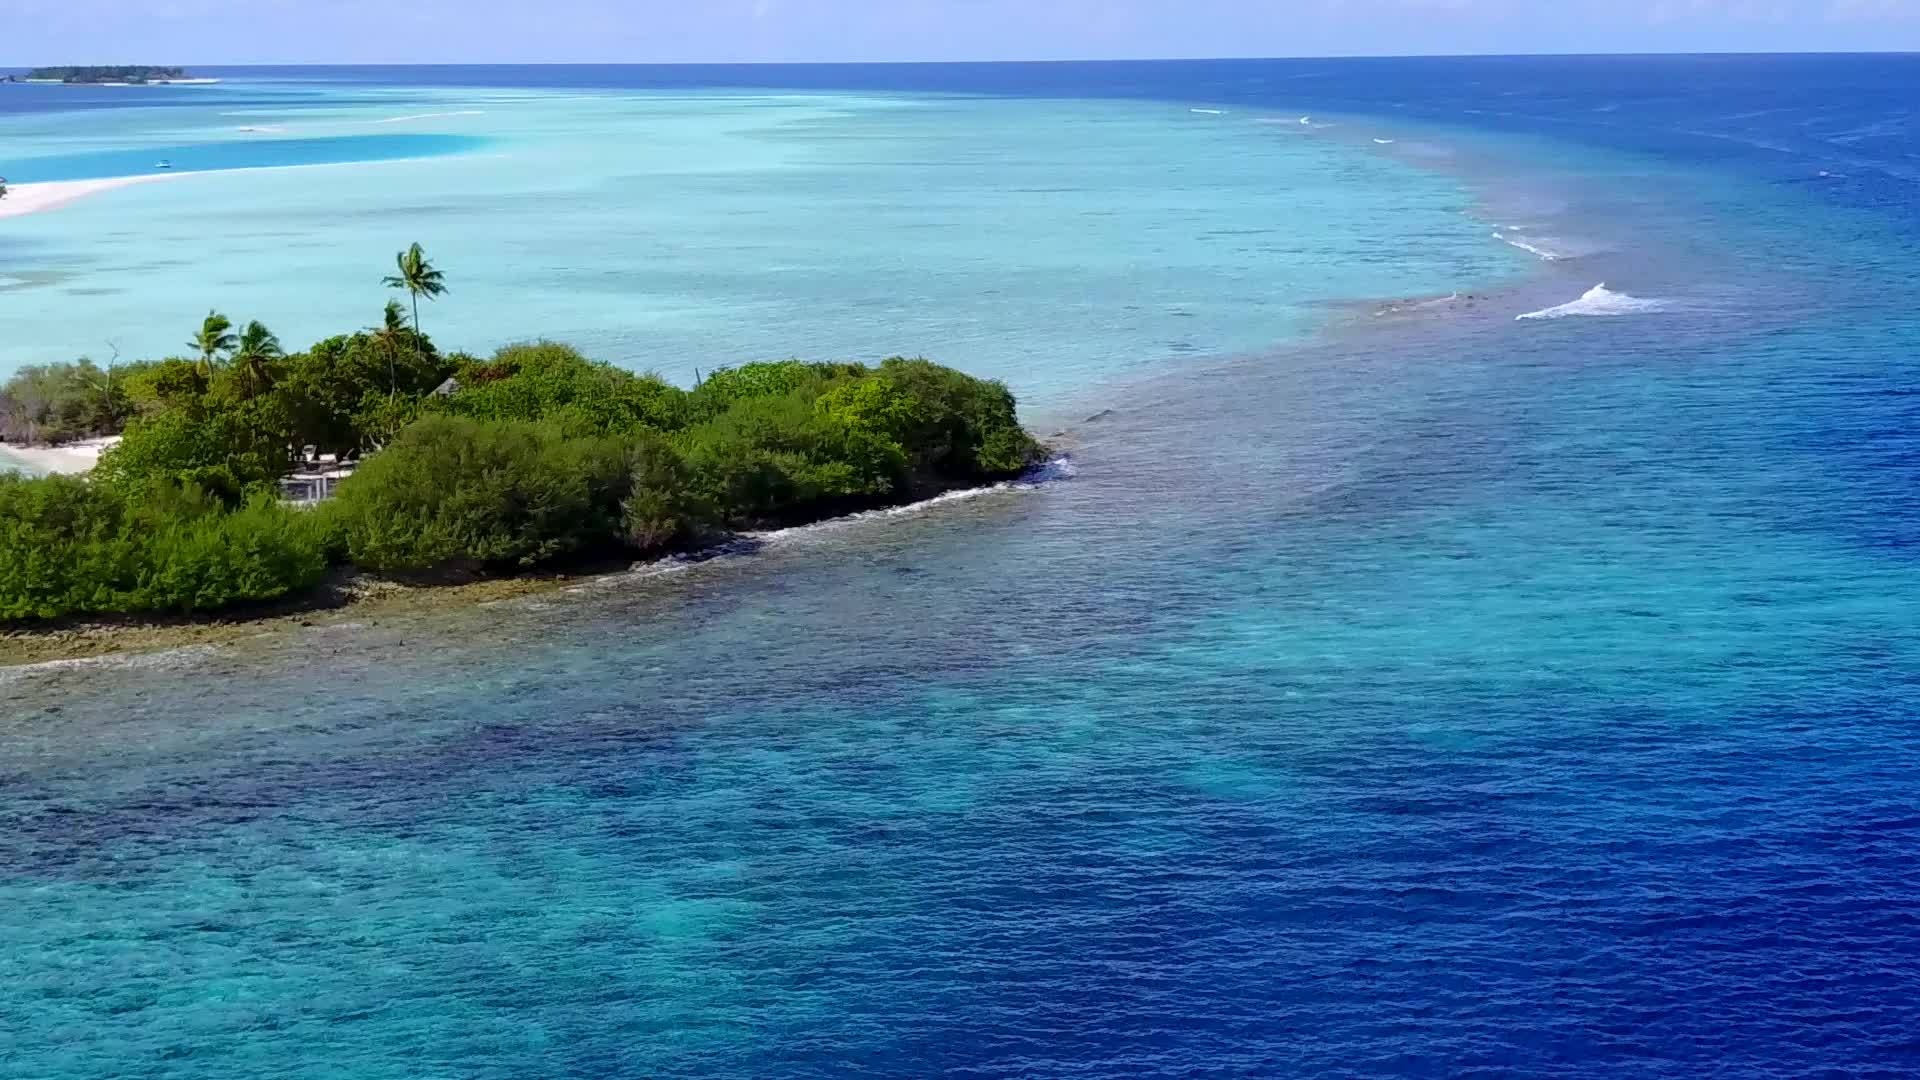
[{"x1": 1516, "y1": 284, "x2": 1672, "y2": 321}]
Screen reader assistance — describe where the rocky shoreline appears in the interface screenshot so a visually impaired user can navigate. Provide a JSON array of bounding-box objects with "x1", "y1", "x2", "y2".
[
  {"x1": 0, "y1": 573, "x2": 576, "y2": 668},
  {"x1": 0, "y1": 458, "x2": 1065, "y2": 668}
]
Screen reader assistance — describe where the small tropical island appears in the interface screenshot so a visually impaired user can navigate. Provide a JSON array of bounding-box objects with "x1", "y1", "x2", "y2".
[
  {"x1": 0, "y1": 244, "x2": 1044, "y2": 651},
  {"x1": 17, "y1": 66, "x2": 215, "y2": 85}
]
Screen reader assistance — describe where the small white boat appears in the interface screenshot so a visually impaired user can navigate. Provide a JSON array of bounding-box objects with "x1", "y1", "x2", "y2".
[{"x1": 154, "y1": 159, "x2": 172, "y2": 169}]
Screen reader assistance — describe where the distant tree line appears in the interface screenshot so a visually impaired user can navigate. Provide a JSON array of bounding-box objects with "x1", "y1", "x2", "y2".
[{"x1": 25, "y1": 66, "x2": 189, "y2": 84}]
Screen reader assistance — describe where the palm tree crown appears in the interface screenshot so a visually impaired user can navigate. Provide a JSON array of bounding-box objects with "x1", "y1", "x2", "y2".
[
  {"x1": 383, "y1": 243, "x2": 447, "y2": 319},
  {"x1": 375, "y1": 299, "x2": 411, "y2": 343},
  {"x1": 190, "y1": 311, "x2": 236, "y2": 377},
  {"x1": 381, "y1": 242, "x2": 446, "y2": 397},
  {"x1": 232, "y1": 320, "x2": 283, "y2": 398}
]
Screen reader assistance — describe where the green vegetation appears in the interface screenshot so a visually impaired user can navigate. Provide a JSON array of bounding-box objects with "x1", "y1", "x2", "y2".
[
  {"x1": 383, "y1": 242, "x2": 447, "y2": 397},
  {"x1": 0, "y1": 475, "x2": 332, "y2": 621},
  {"x1": 0, "y1": 359, "x2": 137, "y2": 445},
  {"x1": 25, "y1": 66, "x2": 189, "y2": 84},
  {"x1": 0, "y1": 245, "x2": 1042, "y2": 625}
]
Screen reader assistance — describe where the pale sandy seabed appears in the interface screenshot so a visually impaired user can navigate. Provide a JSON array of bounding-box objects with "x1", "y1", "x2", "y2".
[
  {"x1": 0, "y1": 175, "x2": 175, "y2": 220},
  {"x1": 0, "y1": 436, "x2": 119, "y2": 474}
]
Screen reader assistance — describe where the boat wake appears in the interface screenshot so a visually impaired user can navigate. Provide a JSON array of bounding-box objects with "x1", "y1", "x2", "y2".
[{"x1": 1516, "y1": 284, "x2": 1671, "y2": 321}]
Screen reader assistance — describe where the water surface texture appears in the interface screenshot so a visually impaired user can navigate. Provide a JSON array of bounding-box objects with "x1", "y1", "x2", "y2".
[
  {"x1": 0, "y1": 79, "x2": 1508, "y2": 401},
  {"x1": 4, "y1": 57, "x2": 1920, "y2": 1078}
]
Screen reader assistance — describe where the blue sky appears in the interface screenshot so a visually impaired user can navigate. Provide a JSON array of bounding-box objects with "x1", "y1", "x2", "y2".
[{"x1": 5, "y1": 0, "x2": 1919, "y2": 64}]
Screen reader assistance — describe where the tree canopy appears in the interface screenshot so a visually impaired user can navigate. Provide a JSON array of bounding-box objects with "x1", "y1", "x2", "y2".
[{"x1": 0, "y1": 250, "x2": 1041, "y2": 624}]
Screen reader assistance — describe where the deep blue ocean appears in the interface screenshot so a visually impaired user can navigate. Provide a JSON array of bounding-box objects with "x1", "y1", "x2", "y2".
[{"x1": 4, "y1": 56, "x2": 1920, "y2": 1078}]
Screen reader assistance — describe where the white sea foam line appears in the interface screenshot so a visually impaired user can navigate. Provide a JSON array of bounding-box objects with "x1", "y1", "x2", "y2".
[
  {"x1": 0, "y1": 644, "x2": 220, "y2": 684},
  {"x1": 1516, "y1": 283, "x2": 1672, "y2": 321},
  {"x1": 567, "y1": 456, "x2": 1078, "y2": 592},
  {"x1": 1492, "y1": 231, "x2": 1565, "y2": 261},
  {"x1": 749, "y1": 457, "x2": 1075, "y2": 544},
  {"x1": 373, "y1": 110, "x2": 486, "y2": 124},
  {"x1": 754, "y1": 475, "x2": 1047, "y2": 544}
]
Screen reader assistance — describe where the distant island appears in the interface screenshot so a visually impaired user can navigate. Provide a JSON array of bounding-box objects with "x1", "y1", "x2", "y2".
[
  {"x1": 18, "y1": 66, "x2": 215, "y2": 85},
  {"x1": 0, "y1": 242, "x2": 1045, "y2": 644}
]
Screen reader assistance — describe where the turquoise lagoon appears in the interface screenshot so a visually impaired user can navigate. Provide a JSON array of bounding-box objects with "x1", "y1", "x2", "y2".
[
  {"x1": 5, "y1": 59, "x2": 1920, "y2": 1078},
  {"x1": 0, "y1": 81, "x2": 1518, "y2": 404}
]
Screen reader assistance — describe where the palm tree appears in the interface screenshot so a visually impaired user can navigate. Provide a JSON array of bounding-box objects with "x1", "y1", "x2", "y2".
[
  {"x1": 189, "y1": 310, "x2": 236, "y2": 379},
  {"x1": 382, "y1": 243, "x2": 446, "y2": 395},
  {"x1": 369, "y1": 299, "x2": 414, "y2": 403},
  {"x1": 375, "y1": 299, "x2": 410, "y2": 345},
  {"x1": 232, "y1": 320, "x2": 283, "y2": 398}
]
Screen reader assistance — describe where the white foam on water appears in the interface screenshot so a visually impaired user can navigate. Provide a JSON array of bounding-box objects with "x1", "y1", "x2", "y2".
[
  {"x1": 1190, "y1": 108, "x2": 1225, "y2": 115},
  {"x1": 373, "y1": 110, "x2": 487, "y2": 124},
  {"x1": 0, "y1": 644, "x2": 220, "y2": 685},
  {"x1": 1376, "y1": 291, "x2": 1462, "y2": 316},
  {"x1": 570, "y1": 456, "x2": 1077, "y2": 589},
  {"x1": 1492, "y1": 231, "x2": 1569, "y2": 261},
  {"x1": 1516, "y1": 284, "x2": 1672, "y2": 321},
  {"x1": 754, "y1": 455, "x2": 1076, "y2": 545}
]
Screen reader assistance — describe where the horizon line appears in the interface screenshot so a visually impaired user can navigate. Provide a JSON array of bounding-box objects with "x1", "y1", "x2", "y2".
[{"x1": 6, "y1": 49, "x2": 1919, "y2": 69}]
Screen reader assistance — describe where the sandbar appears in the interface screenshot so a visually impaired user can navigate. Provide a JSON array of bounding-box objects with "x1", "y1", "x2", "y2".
[{"x1": 0, "y1": 175, "x2": 176, "y2": 220}]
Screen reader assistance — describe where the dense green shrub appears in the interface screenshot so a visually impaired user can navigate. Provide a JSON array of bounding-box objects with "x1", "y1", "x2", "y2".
[
  {"x1": 867, "y1": 358, "x2": 1038, "y2": 478},
  {"x1": 685, "y1": 359, "x2": 863, "y2": 420},
  {"x1": 278, "y1": 331, "x2": 451, "y2": 458},
  {"x1": 0, "y1": 360, "x2": 134, "y2": 445},
  {"x1": 0, "y1": 474, "x2": 331, "y2": 621},
  {"x1": 442, "y1": 342, "x2": 690, "y2": 436},
  {"x1": 327, "y1": 415, "x2": 640, "y2": 574},
  {"x1": 94, "y1": 396, "x2": 295, "y2": 498},
  {"x1": 679, "y1": 391, "x2": 906, "y2": 523},
  {"x1": 120, "y1": 359, "x2": 205, "y2": 417},
  {"x1": 620, "y1": 431, "x2": 698, "y2": 550}
]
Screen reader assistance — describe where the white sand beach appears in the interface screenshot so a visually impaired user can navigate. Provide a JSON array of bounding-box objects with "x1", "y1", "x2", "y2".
[
  {"x1": 0, "y1": 436, "x2": 120, "y2": 475},
  {"x1": 0, "y1": 176, "x2": 175, "y2": 220}
]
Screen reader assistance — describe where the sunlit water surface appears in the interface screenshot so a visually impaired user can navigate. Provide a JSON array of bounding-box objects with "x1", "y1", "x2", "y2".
[{"x1": 4, "y1": 57, "x2": 1920, "y2": 1077}]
